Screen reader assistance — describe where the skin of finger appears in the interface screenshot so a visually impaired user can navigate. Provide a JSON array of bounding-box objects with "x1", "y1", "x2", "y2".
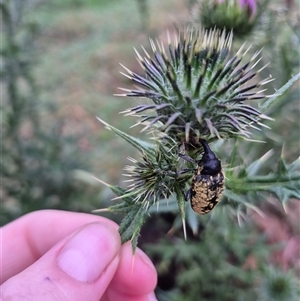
[
  {"x1": 101, "y1": 291, "x2": 154, "y2": 301},
  {"x1": 106, "y1": 242, "x2": 157, "y2": 296},
  {"x1": 1, "y1": 209, "x2": 118, "y2": 283},
  {"x1": 1, "y1": 223, "x2": 121, "y2": 301}
]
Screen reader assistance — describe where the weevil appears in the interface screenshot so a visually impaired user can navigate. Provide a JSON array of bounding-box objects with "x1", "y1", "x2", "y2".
[{"x1": 179, "y1": 139, "x2": 224, "y2": 215}]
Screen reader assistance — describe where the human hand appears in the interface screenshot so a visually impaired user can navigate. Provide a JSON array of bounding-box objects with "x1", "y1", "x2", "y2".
[{"x1": 1, "y1": 210, "x2": 157, "y2": 301}]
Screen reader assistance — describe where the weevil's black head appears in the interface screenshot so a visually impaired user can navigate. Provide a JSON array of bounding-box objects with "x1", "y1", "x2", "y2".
[{"x1": 198, "y1": 139, "x2": 222, "y2": 175}]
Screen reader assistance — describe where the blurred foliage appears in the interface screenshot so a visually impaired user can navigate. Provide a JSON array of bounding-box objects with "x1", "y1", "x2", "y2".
[
  {"x1": 147, "y1": 213, "x2": 267, "y2": 301},
  {"x1": 1, "y1": 0, "x2": 99, "y2": 225},
  {"x1": 135, "y1": 0, "x2": 149, "y2": 29},
  {"x1": 1, "y1": 0, "x2": 299, "y2": 300},
  {"x1": 144, "y1": 209, "x2": 300, "y2": 301}
]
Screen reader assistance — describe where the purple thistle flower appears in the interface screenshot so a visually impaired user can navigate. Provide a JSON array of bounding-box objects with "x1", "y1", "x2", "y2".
[{"x1": 239, "y1": 0, "x2": 257, "y2": 16}]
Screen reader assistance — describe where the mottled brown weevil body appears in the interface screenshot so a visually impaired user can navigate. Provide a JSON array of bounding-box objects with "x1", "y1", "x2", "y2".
[{"x1": 180, "y1": 139, "x2": 224, "y2": 215}]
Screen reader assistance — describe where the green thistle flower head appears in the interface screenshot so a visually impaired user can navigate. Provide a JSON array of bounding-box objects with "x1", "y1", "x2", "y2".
[
  {"x1": 123, "y1": 136, "x2": 187, "y2": 208},
  {"x1": 119, "y1": 28, "x2": 271, "y2": 149}
]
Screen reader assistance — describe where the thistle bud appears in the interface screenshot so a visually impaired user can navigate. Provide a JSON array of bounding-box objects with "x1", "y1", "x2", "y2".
[
  {"x1": 194, "y1": 0, "x2": 260, "y2": 37},
  {"x1": 119, "y1": 28, "x2": 271, "y2": 150}
]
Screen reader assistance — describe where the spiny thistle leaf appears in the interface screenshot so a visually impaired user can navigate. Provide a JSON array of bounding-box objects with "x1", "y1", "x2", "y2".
[
  {"x1": 245, "y1": 149, "x2": 274, "y2": 176},
  {"x1": 118, "y1": 203, "x2": 149, "y2": 246},
  {"x1": 225, "y1": 155, "x2": 300, "y2": 206},
  {"x1": 93, "y1": 177, "x2": 152, "y2": 250},
  {"x1": 118, "y1": 28, "x2": 272, "y2": 148},
  {"x1": 260, "y1": 71, "x2": 300, "y2": 112},
  {"x1": 92, "y1": 178, "x2": 137, "y2": 210},
  {"x1": 175, "y1": 185, "x2": 187, "y2": 239},
  {"x1": 96, "y1": 117, "x2": 155, "y2": 155}
]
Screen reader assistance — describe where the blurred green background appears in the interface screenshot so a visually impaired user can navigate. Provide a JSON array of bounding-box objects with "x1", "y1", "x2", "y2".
[{"x1": 1, "y1": 0, "x2": 299, "y2": 300}]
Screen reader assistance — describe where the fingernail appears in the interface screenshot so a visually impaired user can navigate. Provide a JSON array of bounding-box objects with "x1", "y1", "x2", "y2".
[
  {"x1": 147, "y1": 292, "x2": 158, "y2": 301},
  {"x1": 57, "y1": 223, "x2": 120, "y2": 283}
]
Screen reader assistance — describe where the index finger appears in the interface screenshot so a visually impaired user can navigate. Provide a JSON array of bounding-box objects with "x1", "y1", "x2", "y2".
[{"x1": 1, "y1": 209, "x2": 118, "y2": 283}]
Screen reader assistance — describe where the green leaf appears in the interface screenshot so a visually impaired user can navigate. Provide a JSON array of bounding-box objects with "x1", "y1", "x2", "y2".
[
  {"x1": 269, "y1": 186, "x2": 299, "y2": 204},
  {"x1": 225, "y1": 156, "x2": 300, "y2": 205},
  {"x1": 97, "y1": 117, "x2": 155, "y2": 155},
  {"x1": 93, "y1": 175, "x2": 154, "y2": 252},
  {"x1": 246, "y1": 149, "x2": 274, "y2": 176},
  {"x1": 118, "y1": 202, "x2": 149, "y2": 252},
  {"x1": 186, "y1": 205, "x2": 200, "y2": 235},
  {"x1": 260, "y1": 72, "x2": 300, "y2": 113},
  {"x1": 92, "y1": 177, "x2": 133, "y2": 204},
  {"x1": 148, "y1": 196, "x2": 179, "y2": 213},
  {"x1": 275, "y1": 156, "x2": 288, "y2": 177},
  {"x1": 175, "y1": 185, "x2": 187, "y2": 240}
]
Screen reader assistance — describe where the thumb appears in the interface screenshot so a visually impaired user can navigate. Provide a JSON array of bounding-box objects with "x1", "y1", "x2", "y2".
[{"x1": 2, "y1": 222, "x2": 121, "y2": 301}]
